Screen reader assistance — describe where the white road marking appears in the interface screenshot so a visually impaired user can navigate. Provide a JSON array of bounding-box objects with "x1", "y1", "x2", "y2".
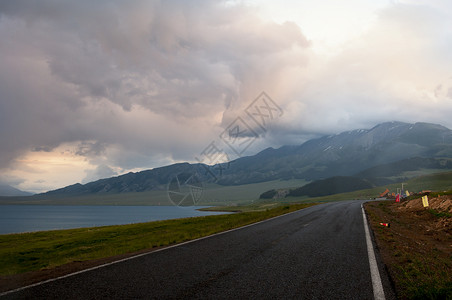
[
  {"x1": 361, "y1": 204, "x2": 386, "y2": 300},
  {"x1": 0, "y1": 206, "x2": 309, "y2": 297}
]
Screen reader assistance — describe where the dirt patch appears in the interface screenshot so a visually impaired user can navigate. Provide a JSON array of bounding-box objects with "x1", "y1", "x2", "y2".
[
  {"x1": 400, "y1": 195, "x2": 452, "y2": 214},
  {"x1": 365, "y1": 196, "x2": 452, "y2": 299}
]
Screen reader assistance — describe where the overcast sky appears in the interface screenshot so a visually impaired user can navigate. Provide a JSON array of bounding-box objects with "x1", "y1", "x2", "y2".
[{"x1": 1, "y1": 0, "x2": 452, "y2": 193}]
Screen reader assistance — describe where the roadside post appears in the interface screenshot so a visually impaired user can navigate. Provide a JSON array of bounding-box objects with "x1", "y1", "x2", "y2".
[{"x1": 422, "y1": 195, "x2": 429, "y2": 207}]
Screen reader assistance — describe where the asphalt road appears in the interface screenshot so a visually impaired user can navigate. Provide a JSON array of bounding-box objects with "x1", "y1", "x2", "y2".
[{"x1": 2, "y1": 200, "x2": 396, "y2": 299}]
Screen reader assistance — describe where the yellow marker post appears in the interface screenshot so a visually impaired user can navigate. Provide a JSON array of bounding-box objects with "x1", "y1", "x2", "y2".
[{"x1": 422, "y1": 195, "x2": 429, "y2": 207}]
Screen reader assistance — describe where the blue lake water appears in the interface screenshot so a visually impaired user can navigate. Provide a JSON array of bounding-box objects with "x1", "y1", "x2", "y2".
[{"x1": 0, "y1": 205, "x2": 228, "y2": 234}]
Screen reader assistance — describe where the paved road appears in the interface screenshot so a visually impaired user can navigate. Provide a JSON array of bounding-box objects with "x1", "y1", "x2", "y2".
[{"x1": 2, "y1": 200, "x2": 396, "y2": 299}]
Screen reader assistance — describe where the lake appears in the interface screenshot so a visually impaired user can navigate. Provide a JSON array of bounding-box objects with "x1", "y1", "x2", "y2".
[{"x1": 0, "y1": 205, "x2": 228, "y2": 234}]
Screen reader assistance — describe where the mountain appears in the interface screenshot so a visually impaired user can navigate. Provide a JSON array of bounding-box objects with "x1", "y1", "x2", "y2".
[
  {"x1": 0, "y1": 184, "x2": 32, "y2": 196},
  {"x1": 43, "y1": 163, "x2": 208, "y2": 196},
  {"x1": 41, "y1": 121, "x2": 452, "y2": 196},
  {"x1": 216, "y1": 121, "x2": 452, "y2": 184},
  {"x1": 355, "y1": 157, "x2": 452, "y2": 181}
]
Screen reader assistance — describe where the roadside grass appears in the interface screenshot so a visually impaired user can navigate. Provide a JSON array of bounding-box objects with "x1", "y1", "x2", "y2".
[
  {"x1": 427, "y1": 209, "x2": 452, "y2": 218},
  {"x1": 396, "y1": 257, "x2": 452, "y2": 300},
  {"x1": 365, "y1": 201, "x2": 452, "y2": 299},
  {"x1": 0, "y1": 203, "x2": 316, "y2": 276}
]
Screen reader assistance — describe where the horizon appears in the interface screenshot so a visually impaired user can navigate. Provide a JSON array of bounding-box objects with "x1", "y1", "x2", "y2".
[
  {"x1": 1, "y1": 1, "x2": 452, "y2": 193},
  {"x1": 17, "y1": 120, "x2": 452, "y2": 194}
]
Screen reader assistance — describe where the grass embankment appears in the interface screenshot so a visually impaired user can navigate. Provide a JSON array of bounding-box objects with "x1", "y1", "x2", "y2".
[
  {"x1": 365, "y1": 199, "x2": 452, "y2": 299},
  {"x1": 0, "y1": 203, "x2": 316, "y2": 276}
]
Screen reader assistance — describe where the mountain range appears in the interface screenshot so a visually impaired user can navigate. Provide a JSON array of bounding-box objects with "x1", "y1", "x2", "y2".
[
  {"x1": 0, "y1": 183, "x2": 32, "y2": 197},
  {"x1": 40, "y1": 121, "x2": 452, "y2": 197}
]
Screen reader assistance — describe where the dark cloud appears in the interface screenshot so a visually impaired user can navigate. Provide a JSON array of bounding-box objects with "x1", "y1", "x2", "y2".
[
  {"x1": 0, "y1": 1, "x2": 451, "y2": 191},
  {"x1": 75, "y1": 141, "x2": 107, "y2": 157},
  {"x1": 0, "y1": 0, "x2": 310, "y2": 175}
]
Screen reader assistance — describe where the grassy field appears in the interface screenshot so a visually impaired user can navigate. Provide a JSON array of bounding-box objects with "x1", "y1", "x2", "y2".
[
  {"x1": 0, "y1": 179, "x2": 308, "y2": 206},
  {"x1": 283, "y1": 171, "x2": 452, "y2": 203},
  {"x1": 2, "y1": 170, "x2": 452, "y2": 207},
  {"x1": 0, "y1": 203, "x2": 316, "y2": 276},
  {"x1": 200, "y1": 201, "x2": 293, "y2": 212}
]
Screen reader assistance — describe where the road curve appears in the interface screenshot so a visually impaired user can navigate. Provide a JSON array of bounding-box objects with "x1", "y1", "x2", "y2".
[{"x1": 2, "y1": 200, "x2": 396, "y2": 299}]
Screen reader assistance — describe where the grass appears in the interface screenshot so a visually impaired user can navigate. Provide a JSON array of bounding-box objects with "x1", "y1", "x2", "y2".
[
  {"x1": 0, "y1": 179, "x2": 309, "y2": 206},
  {"x1": 283, "y1": 170, "x2": 452, "y2": 203},
  {"x1": 3, "y1": 170, "x2": 452, "y2": 207},
  {"x1": 395, "y1": 256, "x2": 452, "y2": 299},
  {"x1": 427, "y1": 209, "x2": 452, "y2": 218},
  {"x1": 200, "y1": 201, "x2": 301, "y2": 212},
  {"x1": 406, "y1": 171, "x2": 452, "y2": 192},
  {"x1": 0, "y1": 203, "x2": 316, "y2": 276}
]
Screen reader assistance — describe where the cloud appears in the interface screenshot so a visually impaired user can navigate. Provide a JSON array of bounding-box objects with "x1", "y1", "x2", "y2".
[
  {"x1": 271, "y1": 2, "x2": 452, "y2": 137},
  {"x1": 0, "y1": 0, "x2": 451, "y2": 192},
  {"x1": 82, "y1": 164, "x2": 118, "y2": 184},
  {"x1": 0, "y1": 0, "x2": 310, "y2": 191}
]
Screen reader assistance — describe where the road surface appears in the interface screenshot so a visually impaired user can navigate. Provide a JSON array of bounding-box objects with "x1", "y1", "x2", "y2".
[{"x1": 2, "y1": 200, "x2": 396, "y2": 299}]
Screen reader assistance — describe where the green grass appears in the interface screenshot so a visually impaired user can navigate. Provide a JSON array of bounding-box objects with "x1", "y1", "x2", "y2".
[
  {"x1": 404, "y1": 171, "x2": 452, "y2": 192},
  {"x1": 395, "y1": 255, "x2": 452, "y2": 299},
  {"x1": 394, "y1": 168, "x2": 449, "y2": 181},
  {"x1": 3, "y1": 170, "x2": 452, "y2": 207},
  {"x1": 427, "y1": 209, "x2": 452, "y2": 218},
  {"x1": 201, "y1": 179, "x2": 309, "y2": 205},
  {"x1": 0, "y1": 179, "x2": 309, "y2": 206},
  {"x1": 0, "y1": 203, "x2": 316, "y2": 276},
  {"x1": 284, "y1": 171, "x2": 452, "y2": 203},
  {"x1": 200, "y1": 202, "x2": 292, "y2": 212}
]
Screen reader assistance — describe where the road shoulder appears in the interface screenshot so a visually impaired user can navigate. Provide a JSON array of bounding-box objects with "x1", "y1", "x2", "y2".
[{"x1": 365, "y1": 199, "x2": 452, "y2": 299}]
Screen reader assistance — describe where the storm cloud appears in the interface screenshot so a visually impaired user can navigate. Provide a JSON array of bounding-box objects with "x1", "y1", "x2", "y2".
[{"x1": 0, "y1": 0, "x2": 451, "y2": 192}]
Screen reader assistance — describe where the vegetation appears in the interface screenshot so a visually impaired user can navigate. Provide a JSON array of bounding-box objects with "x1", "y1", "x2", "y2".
[
  {"x1": 0, "y1": 179, "x2": 308, "y2": 206},
  {"x1": 0, "y1": 203, "x2": 316, "y2": 276},
  {"x1": 427, "y1": 209, "x2": 452, "y2": 218},
  {"x1": 287, "y1": 176, "x2": 373, "y2": 197},
  {"x1": 355, "y1": 157, "x2": 452, "y2": 179},
  {"x1": 279, "y1": 171, "x2": 452, "y2": 203},
  {"x1": 404, "y1": 171, "x2": 452, "y2": 193},
  {"x1": 259, "y1": 189, "x2": 277, "y2": 199}
]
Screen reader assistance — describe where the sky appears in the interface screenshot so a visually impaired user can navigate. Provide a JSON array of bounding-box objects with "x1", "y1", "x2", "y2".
[{"x1": 1, "y1": 0, "x2": 452, "y2": 193}]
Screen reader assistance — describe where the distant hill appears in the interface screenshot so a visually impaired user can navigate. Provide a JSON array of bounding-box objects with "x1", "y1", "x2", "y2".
[
  {"x1": 40, "y1": 121, "x2": 452, "y2": 197},
  {"x1": 0, "y1": 184, "x2": 32, "y2": 196},
  {"x1": 43, "y1": 163, "x2": 208, "y2": 196},
  {"x1": 287, "y1": 176, "x2": 374, "y2": 197}
]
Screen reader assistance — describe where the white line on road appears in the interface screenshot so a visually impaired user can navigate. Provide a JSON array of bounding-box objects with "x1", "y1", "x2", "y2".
[
  {"x1": 362, "y1": 203, "x2": 386, "y2": 300},
  {"x1": 0, "y1": 205, "x2": 311, "y2": 297}
]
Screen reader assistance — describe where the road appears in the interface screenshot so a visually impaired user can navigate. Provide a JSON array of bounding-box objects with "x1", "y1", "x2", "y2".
[{"x1": 2, "y1": 200, "x2": 395, "y2": 299}]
